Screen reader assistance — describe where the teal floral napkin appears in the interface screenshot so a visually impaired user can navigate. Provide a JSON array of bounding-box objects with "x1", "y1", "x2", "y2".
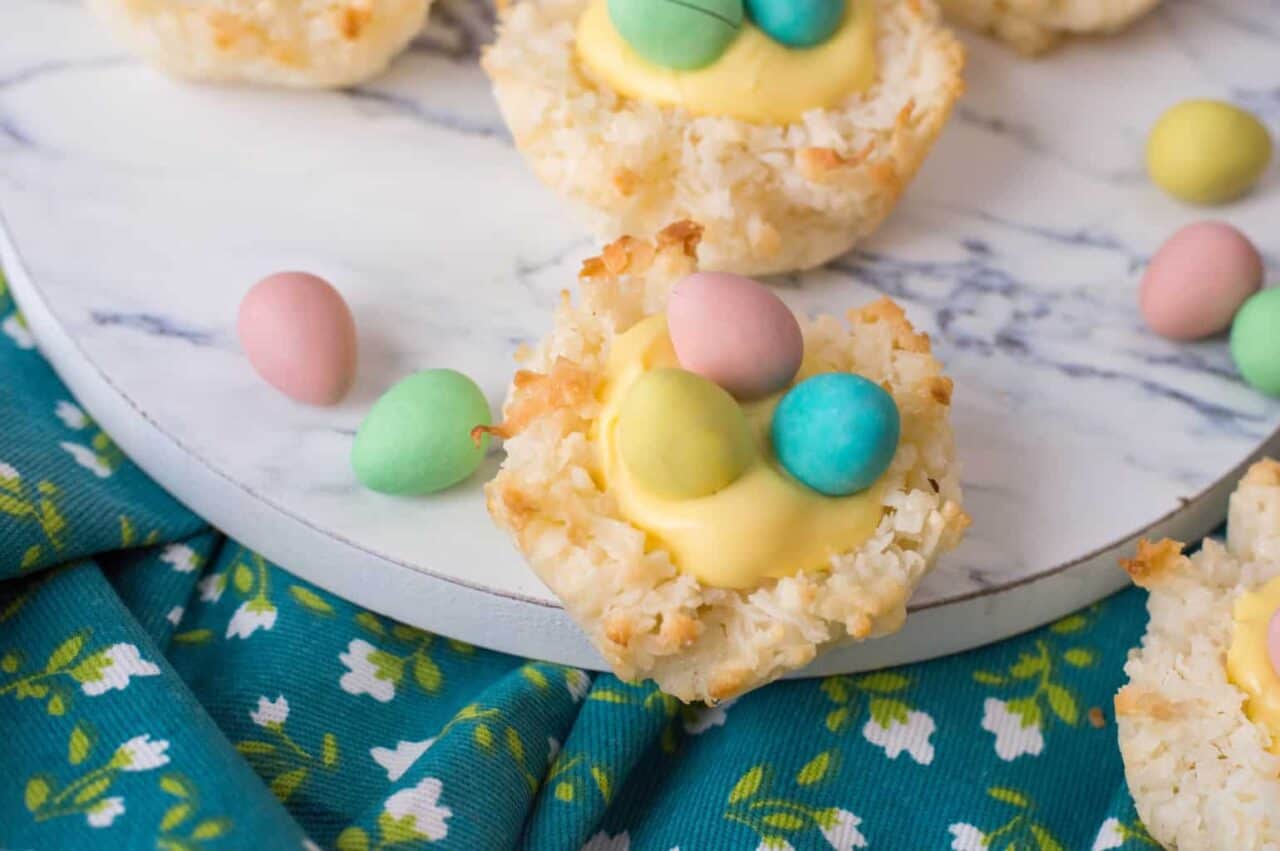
[{"x1": 0, "y1": 271, "x2": 1161, "y2": 850}]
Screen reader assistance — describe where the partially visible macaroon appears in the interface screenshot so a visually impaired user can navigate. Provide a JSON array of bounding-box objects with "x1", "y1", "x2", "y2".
[
  {"x1": 483, "y1": 221, "x2": 968, "y2": 702},
  {"x1": 937, "y1": 0, "x2": 1161, "y2": 55},
  {"x1": 482, "y1": 0, "x2": 965, "y2": 276},
  {"x1": 87, "y1": 0, "x2": 431, "y2": 87},
  {"x1": 1116, "y1": 459, "x2": 1280, "y2": 850}
]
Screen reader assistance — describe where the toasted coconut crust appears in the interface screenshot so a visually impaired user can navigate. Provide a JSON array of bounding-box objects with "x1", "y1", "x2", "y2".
[
  {"x1": 1120, "y1": 538, "x2": 1185, "y2": 589},
  {"x1": 484, "y1": 224, "x2": 967, "y2": 702},
  {"x1": 1115, "y1": 684, "x2": 1183, "y2": 723},
  {"x1": 87, "y1": 0, "x2": 429, "y2": 87},
  {"x1": 482, "y1": 0, "x2": 965, "y2": 276},
  {"x1": 1243, "y1": 459, "x2": 1280, "y2": 487},
  {"x1": 938, "y1": 0, "x2": 1160, "y2": 54},
  {"x1": 1117, "y1": 459, "x2": 1280, "y2": 849}
]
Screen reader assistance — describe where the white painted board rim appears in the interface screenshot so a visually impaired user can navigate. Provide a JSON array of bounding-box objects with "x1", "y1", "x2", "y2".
[{"x1": 5, "y1": 203, "x2": 1276, "y2": 675}]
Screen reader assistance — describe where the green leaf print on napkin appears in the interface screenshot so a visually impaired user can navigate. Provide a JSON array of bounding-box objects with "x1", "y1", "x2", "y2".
[{"x1": 974, "y1": 609, "x2": 1101, "y2": 760}]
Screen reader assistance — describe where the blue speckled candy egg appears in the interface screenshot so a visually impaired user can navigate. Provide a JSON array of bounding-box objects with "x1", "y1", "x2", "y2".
[
  {"x1": 746, "y1": 0, "x2": 845, "y2": 49},
  {"x1": 771, "y1": 373, "x2": 899, "y2": 497}
]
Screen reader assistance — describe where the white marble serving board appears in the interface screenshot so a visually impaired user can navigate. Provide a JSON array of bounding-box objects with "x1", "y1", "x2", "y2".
[{"x1": 3, "y1": 0, "x2": 1279, "y2": 673}]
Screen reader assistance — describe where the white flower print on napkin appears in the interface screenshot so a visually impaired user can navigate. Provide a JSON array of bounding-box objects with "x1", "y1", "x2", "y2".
[
  {"x1": 59, "y1": 442, "x2": 111, "y2": 478},
  {"x1": 565, "y1": 667, "x2": 591, "y2": 702},
  {"x1": 78, "y1": 643, "x2": 161, "y2": 696},
  {"x1": 160, "y1": 543, "x2": 200, "y2": 573},
  {"x1": 862, "y1": 709, "x2": 936, "y2": 765},
  {"x1": 683, "y1": 698, "x2": 737, "y2": 735},
  {"x1": 371, "y1": 738, "x2": 435, "y2": 782},
  {"x1": 981, "y1": 698, "x2": 1044, "y2": 761},
  {"x1": 583, "y1": 831, "x2": 630, "y2": 851},
  {"x1": 2, "y1": 314, "x2": 34, "y2": 349},
  {"x1": 339, "y1": 639, "x2": 396, "y2": 702},
  {"x1": 86, "y1": 796, "x2": 124, "y2": 828},
  {"x1": 226, "y1": 599, "x2": 277, "y2": 639},
  {"x1": 250, "y1": 695, "x2": 290, "y2": 728},
  {"x1": 113, "y1": 735, "x2": 170, "y2": 771},
  {"x1": 1092, "y1": 818, "x2": 1124, "y2": 850},
  {"x1": 197, "y1": 573, "x2": 226, "y2": 603},
  {"x1": 949, "y1": 823, "x2": 987, "y2": 850},
  {"x1": 382, "y1": 776, "x2": 451, "y2": 841},
  {"x1": 755, "y1": 841, "x2": 795, "y2": 851},
  {"x1": 820, "y1": 808, "x2": 867, "y2": 850},
  {"x1": 55, "y1": 401, "x2": 89, "y2": 429}
]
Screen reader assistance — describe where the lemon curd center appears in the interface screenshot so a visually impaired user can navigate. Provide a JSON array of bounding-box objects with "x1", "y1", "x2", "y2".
[
  {"x1": 593, "y1": 315, "x2": 883, "y2": 589},
  {"x1": 1226, "y1": 574, "x2": 1280, "y2": 755},
  {"x1": 575, "y1": 0, "x2": 878, "y2": 125}
]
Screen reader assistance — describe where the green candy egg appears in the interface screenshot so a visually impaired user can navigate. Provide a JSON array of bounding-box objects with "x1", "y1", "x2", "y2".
[
  {"x1": 1147, "y1": 100, "x2": 1273, "y2": 205},
  {"x1": 608, "y1": 0, "x2": 744, "y2": 70},
  {"x1": 1231, "y1": 288, "x2": 1280, "y2": 397},
  {"x1": 617, "y1": 368, "x2": 756, "y2": 500},
  {"x1": 352, "y1": 369, "x2": 492, "y2": 495}
]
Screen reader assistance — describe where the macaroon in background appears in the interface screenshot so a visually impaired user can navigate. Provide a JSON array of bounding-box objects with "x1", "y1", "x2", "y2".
[
  {"x1": 937, "y1": 0, "x2": 1162, "y2": 54},
  {"x1": 86, "y1": 0, "x2": 433, "y2": 87},
  {"x1": 83, "y1": 0, "x2": 1168, "y2": 94},
  {"x1": 483, "y1": 0, "x2": 966, "y2": 276}
]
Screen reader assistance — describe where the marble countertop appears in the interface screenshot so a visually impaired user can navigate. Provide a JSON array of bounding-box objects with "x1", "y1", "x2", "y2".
[{"x1": 2, "y1": 0, "x2": 1278, "y2": 668}]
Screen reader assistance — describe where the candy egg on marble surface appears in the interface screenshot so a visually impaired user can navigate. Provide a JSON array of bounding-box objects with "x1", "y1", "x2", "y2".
[
  {"x1": 668, "y1": 272, "x2": 803, "y2": 401},
  {"x1": 1139, "y1": 222, "x2": 1262, "y2": 341},
  {"x1": 1146, "y1": 100, "x2": 1273, "y2": 205},
  {"x1": 1230, "y1": 288, "x2": 1280, "y2": 398},
  {"x1": 771, "y1": 373, "x2": 899, "y2": 497},
  {"x1": 238, "y1": 272, "x2": 357, "y2": 406},
  {"x1": 608, "y1": 0, "x2": 743, "y2": 70},
  {"x1": 618, "y1": 367, "x2": 756, "y2": 499},
  {"x1": 351, "y1": 369, "x2": 492, "y2": 495},
  {"x1": 746, "y1": 0, "x2": 845, "y2": 48}
]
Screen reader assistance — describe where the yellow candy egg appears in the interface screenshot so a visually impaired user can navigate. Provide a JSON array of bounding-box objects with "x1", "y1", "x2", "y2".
[
  {"x1": 617, "y1": 368, "x2": 756, "y2": 500},
  {"x1": 1146, "y1": 99, "x2": 1273, "y2": 205}
]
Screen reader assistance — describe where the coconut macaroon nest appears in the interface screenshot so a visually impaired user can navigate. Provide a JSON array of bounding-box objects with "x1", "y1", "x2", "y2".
[
  {"x1": 481, "y1": 0, "x2": 965, "y2": 277},
  {"x1": 483, "y1": 222, "x2": 968, "y2": 703},
  {"x1": 938, "y1": 0, "x2": 1161, "y2": 54},
  {"x1": 1116, "y1": 459, "x2": 1280, "y2": 850},
  {"x1": 87, "y1": 0, "x2": 430, "y2": 87}
]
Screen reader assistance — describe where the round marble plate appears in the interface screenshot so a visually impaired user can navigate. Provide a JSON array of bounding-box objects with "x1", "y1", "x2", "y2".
[{"x1": 3, "y1": 0, "x2": 1279, "y2": 674}]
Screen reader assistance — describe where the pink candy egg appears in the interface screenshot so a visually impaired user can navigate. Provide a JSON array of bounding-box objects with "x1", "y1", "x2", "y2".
[
  {"x1": 668, "y1": 272, "x2": 803, "y2": 400},
  {"x1": 1269, "y1": 609, "x2": 1280, "y2": 678},
  {"x1": 1139, "y1": 222, "x2": 1262, "y2": 341},
  {"x1": 238, "y1": 272, "x2": 357, "y2": 406}
]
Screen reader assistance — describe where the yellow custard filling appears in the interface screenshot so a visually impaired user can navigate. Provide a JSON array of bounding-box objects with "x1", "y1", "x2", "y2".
[
  {"x1": 1226, "y1": 574, "x2": 1280, "y2": 754},
  {"x1": 593, "y1": 315, "x2": 882, "y2": 589},
  {"x1": 575, "y1": 0, "x2": 878, "y2": 125}
]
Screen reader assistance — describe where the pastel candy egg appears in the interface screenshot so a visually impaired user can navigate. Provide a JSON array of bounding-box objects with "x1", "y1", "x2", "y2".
[
  {"x1": 352, "y1": 369, "x2": 492, "y2": 495},
  {"x1": 1231, "y1": 288, "x2": 1280, "y2": 398},
  {"x1": 1147, "y1": 100, "x2": 1273, "y2": 205},
  {"x1": 1270, "y1": 609, "x2": 1280, "y2": 678},
  {"x1": 668, "y1": 272, "x2": 804, "y2": 401},
  {"x1": 608, "y1": 0, "x2": 743, "y2": 70},
  {"x1": 746, "y1": 0, "x2": 844, "y2": 48},
  {"x1": 771, "y1": 373, "x2": 899, "y2": 497},
  {"x1": 238, "y1": 272, "x2": 357, "y2": 406},
  {"x1": 618, "y1": 367, "x2": 756, "y2": 499},
  {"x1": 1139, "y1": 222, "x2": 1262, "y2": 340}
]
